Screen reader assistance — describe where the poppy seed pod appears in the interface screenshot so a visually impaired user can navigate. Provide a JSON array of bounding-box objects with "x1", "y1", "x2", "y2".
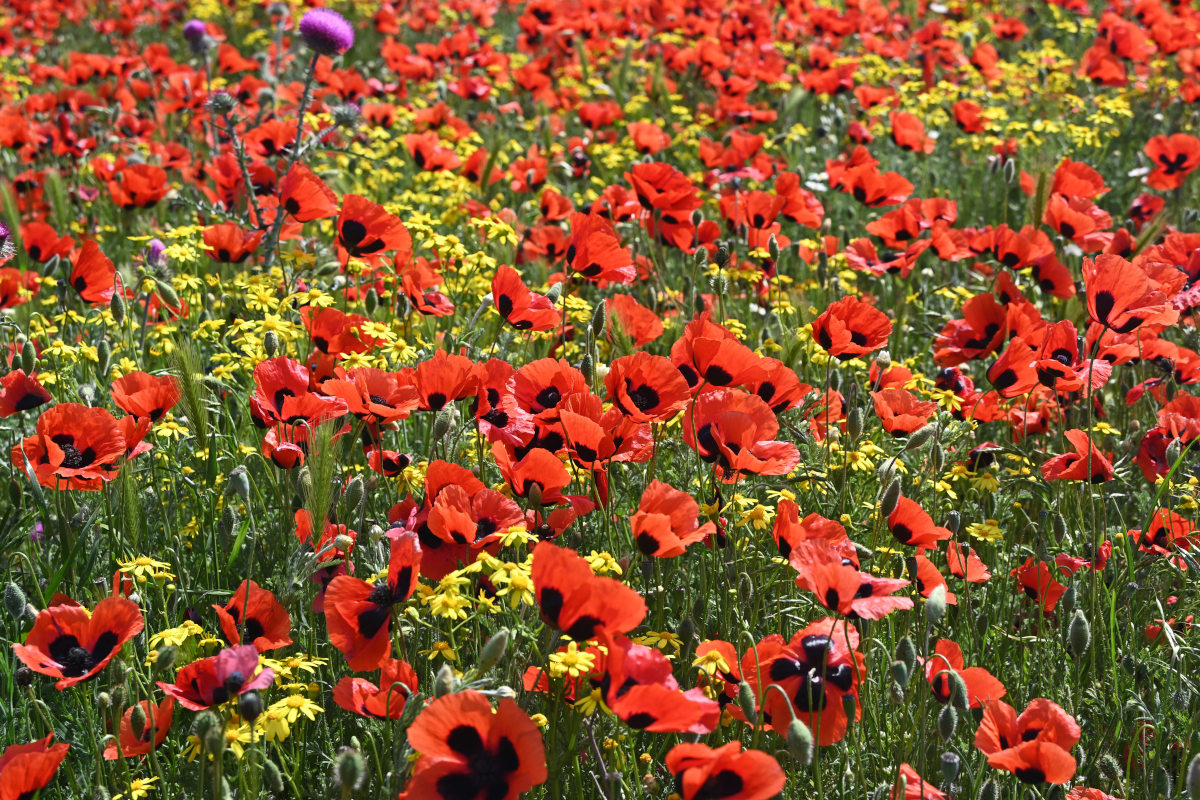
[
  {"x1": 238, "y1": 690, "x2": 262, "y2": 722},
  {"x1": 737, "y1": 681, "x2": 758, "y2": 725},
  {"x1": 787, "y1": 718, "x2": 813, "y2": 766},
  {"x1": 944, "y1": 510, "x2": 961, "y2": 534},
  {"x1": 937, "y1": 704, "x2": 957, "y2": 741}
]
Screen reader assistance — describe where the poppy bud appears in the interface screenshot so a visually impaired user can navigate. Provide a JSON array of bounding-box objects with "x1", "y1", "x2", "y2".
[
  {"x1": 1065, "y1": 609, "x2": 1091, "y2": 659},
  {"x1": 580, "y1": 353, "x2": 595, "y2": 384},
  {"x1": 332, "y1": 103, "x2": 361, "y2": 130},
  {"x1": 526, "y1": 483, "x2": 543, "y2": 508},
  {"x1": 879, "y1": 478, "x2": 901, "y2": 517},
  {"x1": 946, "y1": 670, "x2": 970, "y2": 711},
  {"x1": 941, "y1": 752, "x2": 961, "y2": 782},
  {"x1": 1099, "y1": 754, "x2": 1123, "y2": 783},
  {"x1": 15, "y1": 666, "x2": 33, "y2": 687},
  {"x1": 477, "y1": 628, "x2": 509, "y2": 673},
  {"x1": 875, "y1": 350, "x2": 892, "y2": 369},
  {"x1": 433, "y1": 405, "x2": 457, "y2": 440},
  {"x1": 890, "y1": 660, "x2": 910, "y2": 687},
  {"x1": 1003, "y1": 158, "x2": 1017, "y2": 184},
  {"x1": 97, "y1": 691, "x2": 112, "y2": 712},
  {"x1": 1157, "y1": 766, "x2": 1173, "y2": 798},
  {"x1": 96, "y1": 338, "x2": 111, "y2": 376},
  {"x1": 895, "y1": 636, "x2": 917, "y2": 676},
  {"x1": 1186, "y1": 753, "x2": 1200, "y2": 798},
  {"x1": 694, "y1": 248, "x2": 709, "y2": 266},
  {"x1": 1052, "y1": 513, "x2": 1066, "y2": 541},
  {"x1": 298, "y1": 467, "x2": 313, "y2": 502},
  {"x1": 847, "y1": 407, "x2": 864, "y2": 442},
  {"x1": 678, "y1": 617, "x2": 695, "y2": 650},
  {"x1": 3, "y1": 581, "x2": 27, "y2": 621},
  {"x1": 544, "y1": 282, "x2": 563, "y2": 304},
  {"x1": 937, "y1": 704, "x2": 957, "y2": 742},
  {"x1": 238, "y1": 691, "x2": 262, "y2": 722},
  {"x1": 130, "y1": 702, "x2": 148, "y2": 740},
  {"x1": 226, "y1": 467, "x2": 251, "y2": 502},
  {"x1": 889, "y1": 680, "x2": 904, "y2": 704},
  {"x1": 19, "y1": 340, "x2": 36, "y2": 374},
  {"x1": 930, "y1": 447, "x2": 945, "y2": 473},
  {"x1": 334, "y1": 748, "x2": 366, "y2": 796},
  {"x1": 434, "y1": 662, "x2": 455, "y2": 697},
  {"x1": 768, "y1": 235, "x2": 780, "y2": 261},
  {"x1": 736, "y1": 681, "x2": 758, "y2": 725},
  {"x1": 1060, "y1": 585, "x2": 1076, "y2": 614},
  {"x1": 786, "y1": 718, "x2": 813, "y2": 766},
  {"x1": 93, "y1": 788, "x2": 111, "y2": 800},
  {"x1": 219, "y1": 505, "x2": 238, "y2": 539},
  {"x1": 263, "y1": 331, "x2": 281, "y2": 359},
  {"x1": 975, "y1": 611, "x2": 989, "y2": 640},
  {"x1": 715, "y1": 245, "x2": 730, "y2": 268},
  {"x1": 710, "y1": 273, "x2": 728, "y2": 296},
  {"x1": 343, "y1": 476, "x2": 364, "y2": 515},
  {"x1": 925, "y1": 584, "x2": 947, "y2": 625},
  {"x1": 207, "y1": 90, "x2": 237, "y2": 115},
  {"x1": 365, "y1": 288, "x2": 378, "y2": 316},
  {"x1": 153, "y1": 646, "x2": 178, "y2": 674},
  {"x1": 841, "y1": 692, "x2": 856, "y2": 724},
  {"x1": 590, "y1": 300, "x2": 606, "y2": 338},
  {"x1": 1167, "y1": 437, "x2": 1183, "y2": 466},
  {"x1": 905, "y1": 424, "x2": 936, "y2": 451},
  {"x1": 854, "y1": 543, "x2": 873, "y2": 563},
  {"x1": 978, "y1": 778, "x2": 999, "y2": 800},
  {"x1": 193, "y1": 710, "x2": 223, "y2": 753},
  {"x1": 264, "y1": 758, "x2": 286, "y2": 793}
]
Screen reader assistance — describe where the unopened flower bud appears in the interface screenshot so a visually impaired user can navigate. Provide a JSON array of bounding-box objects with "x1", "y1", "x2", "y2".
[
  {"x1": 477, "y1": 628, "x2": 509, "y2": 673},
  {"x1": 786, "y1": 718, "x2": 813, "y2": 765},
  {"x1": 938, "y1": 704, "x2": 957, "y2": 741},
  {"x1": 880, "y1": 479, "x2": 901, "y2": 517},
  {"x1": 925, "y1": 584, "x2": 947, "y2": 625},
  {"x1": 736, "y1": 681, "x2": 758, "y2": 725},
  {"x1": 334, "y1": 748, "x2": 366, "y2": 795},
  {"x1": 434, "y1": 662, "x2": 455, "y2": 697},
  {"x1": 20, "y1": 340, "x2": 36, "y2": 374},
  {"x1": 4, "y1": 582, "x2": 28, "y2": 621},
  {"x1": 1069, "y1": 609, "x2": 1091, "y2": 658},
  {"x1": 110, "y1": 291, "x2": 126, "y2": 325},
  {"x1": 263, "y1": 331, "x2": 281, "y2": 359},
  {"x1": 130, "y1": 703, "x2": 148, "y2": 740},
  {"x1": 153, "y1": 646, "x2": 178, "y2": 674}
]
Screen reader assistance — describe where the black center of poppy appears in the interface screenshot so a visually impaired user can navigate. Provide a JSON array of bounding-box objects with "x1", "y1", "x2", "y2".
[
  {"x1": 625, "y1": 382, "x2": 659, "y2": 412},
  {"x1": 341, "y1": 219, "x2": 367, "y2": 246},
  {"x1": 535, "y1": 386, "x2": 561, "y2": 410},
  {"x1": 691, "y1": 769, "x2": 745, "y2": 799},
  {"x1": 51, "y1": 434, "x2": 95, "y2": 469}
]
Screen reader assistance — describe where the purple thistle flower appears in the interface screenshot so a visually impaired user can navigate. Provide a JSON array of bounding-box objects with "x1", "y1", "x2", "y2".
[
  {"x1": 147, "y1": 239, "x2": 167, "y2": 268},
  {"x1": 298, "y1": 8, "x2": 354, "y2": 56},
  {"x1": 182, "y1": 19, "x2": 207, "y2": 42},
  {"x1": 0, "y1": 221, "x2": 13, "y2": 262}
]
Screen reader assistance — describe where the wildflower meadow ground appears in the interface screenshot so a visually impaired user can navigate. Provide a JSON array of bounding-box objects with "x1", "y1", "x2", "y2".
[{"x1": 2, "y1": 1, "x2": 1200, "y2": 799}]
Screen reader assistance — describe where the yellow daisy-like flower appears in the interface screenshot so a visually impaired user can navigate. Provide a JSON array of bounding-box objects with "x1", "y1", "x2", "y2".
[
  {"x1": 548, "y1": 641, "x2": 596, "y2": 678},
  {"x1": 633, "y1": 631, "x2": 682, "y2": 657},
  {"x1": 118, "y1": 555, "x2": 173, "y2": 580},
  {"x1": 112, "y1": 776, "x2": 159, "y2": 800},
  {"x1": 419, "y1": 641, "x2": 458, "y2": 662},
  {"x1": 965, "y1": 519, "x2": 1004, "y2": 543},
  {"x1": 148, "y1": 620, "x2": 204, "y2": 649},
  {"x1": 268, "y1": 693, "x2": 324, "y2": 724}
]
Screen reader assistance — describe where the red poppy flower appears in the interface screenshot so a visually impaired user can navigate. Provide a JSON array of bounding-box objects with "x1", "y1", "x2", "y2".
[
  {"x1": 670, "y1": 314, "x2": 759, "y2": 389},
  {"x1": 682, "y1": 388, "x2": 800, "y2": 482},
  {"x1": 13, "y1": 596, "x2": 143, "y2": 689},
  {"x1": 790, "y1": 542, "x2": 912, "y2": 619},
  {"x1": 1011, "y1": 557, "x2": 1068, "y2": 615},
  {"x1": 157, "y1": 644, "x2": 275, "y2": 711},
  {"x1": 872, "y1": 388, "x2": 936, "y2": 436},
  {"x1": 887, "y1": 496, "x2": 953, "y2": 548},
  {"x1": 911, "y1": 553, "x2": 957, "y2": 605},
  {"x1": 1145, "y1": 133, "x2": 1200, "y2": 190},
  {"x1": 103, "y1": 698, "x2": 174, "y2": 760},
  {"x1": 631, "y1": 480, "x2": 716, "y2": 557},
  {"x1": 891, "y1": 764, "x2": 947, "y2": 800},
  {"x1": 947, "y1": 542, "x2": 991, "y2": 583},
  {"x1": 491, "y1": 265, "x2": 560, "y2": 332},
  {"x1": 0, "y1": 268, "x2": 41, "y2": 309},
  {"x1": 12, "y1": 403, "x2": 128, "y2": 491},
  {"x1": 213, "y1": 580, "x2": 293, "y2": 652},
  {"x1": 1130, "y1": 508, "x2": 1197, "y2": 558},
  {"x1": 771, "y1": 499, "x2": 855, "y2": 563},
  {"x1": 1084, "y1": 254, "x2": 1178, "y2": 334},
  {"x1": 665, "y1": 742, "x2": 785, "y2": 800},
  {"x1": 532, "y1": 540, "x2": 646, "y2": 641},
  {"x1": 934, "y1": 293, "x2": 1008, "y2": 367},
  {"x1": 890, "y1": 111, "x2": 935, "y2": 153},
  {"x1": 333, "y1": 658, "x2": 418, "y2": 719},
  {"x1": 607, "y1": 293, "x2": 663, "y2": 346},
  {"x1": 566, "y1": 212, "x2": 635, "y2": 284},
  {"x1": 922, "y1": 639, "x2": 1006, "y2": 708},
  {"x1": 250, "y1": 356, "x2": 348, "y2": 426},
  {"x1": 600, "y1": 632, "x2": 721, "y2": 733},
  {"x1": 976, "y1": 698, "x2": 1080, "y2": 784},
  {"x1": 0, "y1": 734, "x2": 69, "y2": 799},
  {"x1": 203, "y1": 222, "x2": 264, "y2": 264},
  {"x1": 1041, "y1": 429, "x2": 1113, "y2": 482},
  {"x1": 399, "y1": 691, "x2": 547, "y2": 800},
  {"x1": 325, "y1": 529, "x2": 422, "y2": 670},
  {"x1": 111, "y1": 371, "x2": 181, "y2": 421},
  {"x1": 606, "y1": 353, "x2": 690, "y2": 423},
  {"x1": 743, "y1": 619, "x2": 866, "y2": 744},
  {"x1": 69, "y1": 240, "x2": 117, "y2": 305},
  {"x1": 279, "y1": 162, "x2": 339, "y2": 222},
  {"x1": 21, "y1": 222, "x2": 73, "y2": 263},
  {"x1": 320, "y1": 367, "x2": 419, "y2": 425},
  {"x1": 0, "y1": 369, "x2": 51, "y2": 417},
  {"x1": 415, "y1": 350, "x2": 481, "y2": 411},
  {"x1": 812, "y1": 297, "x2": 892, "y2": 359},
  {"x1": 335, "y1": 194, "x2": 412, "y2": 266}
]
